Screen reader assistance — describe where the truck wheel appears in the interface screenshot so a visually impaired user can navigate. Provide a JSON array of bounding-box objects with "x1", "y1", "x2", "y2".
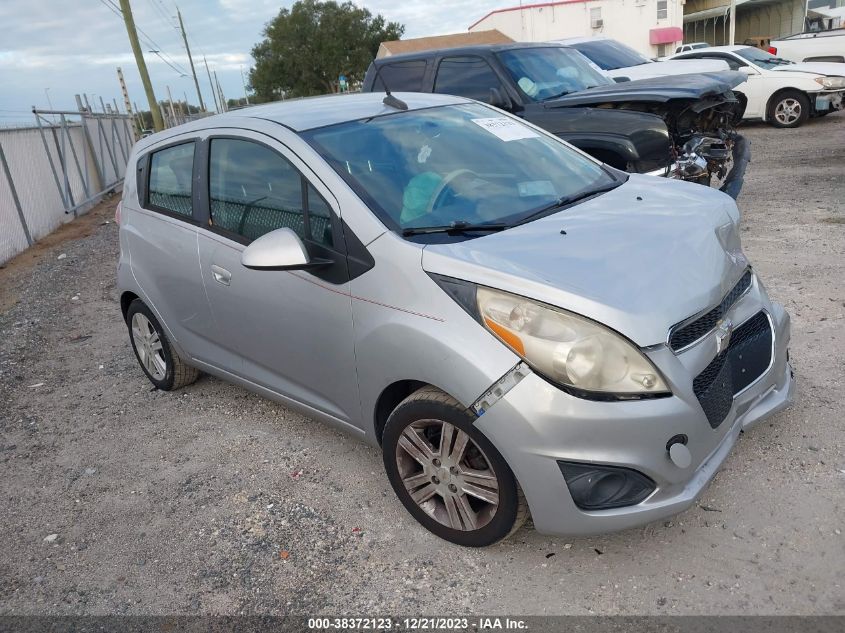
[
  {"x1": 382, "y1": 386, "x2": 528, "y2": 547},
  {"x1": 768, "y1": 91, "x2": 809, "y2": 128}
]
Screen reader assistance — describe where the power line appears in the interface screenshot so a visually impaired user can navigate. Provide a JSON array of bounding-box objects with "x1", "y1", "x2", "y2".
[{"x1": 98, "y1": 0, "x2": 191, "y2": 77}]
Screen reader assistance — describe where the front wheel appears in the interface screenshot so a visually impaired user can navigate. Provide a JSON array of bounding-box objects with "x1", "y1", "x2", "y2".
[
  {"x1": 382, "y1": 387, "x2": 528, "y2": 547},
  {"x1": 768, "y1": 91, "x2": 810, "y2": 128}
]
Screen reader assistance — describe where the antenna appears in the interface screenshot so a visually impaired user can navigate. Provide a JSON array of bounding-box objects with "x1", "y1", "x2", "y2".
[{"x1": 372, "y1": 60, "x2": 408, "y2": 110}]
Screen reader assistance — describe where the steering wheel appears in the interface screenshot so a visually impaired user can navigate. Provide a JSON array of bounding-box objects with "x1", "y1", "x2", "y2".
[{"x1": 426, "y1": 169, "x2": 479, "y2": 214}]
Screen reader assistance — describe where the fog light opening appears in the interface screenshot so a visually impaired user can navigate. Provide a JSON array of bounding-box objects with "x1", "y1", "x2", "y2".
[{"x1": 558, "y1": 461, "x2": 656, "y2": 511}]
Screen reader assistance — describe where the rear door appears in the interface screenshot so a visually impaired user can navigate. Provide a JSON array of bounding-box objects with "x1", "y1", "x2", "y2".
[
  {"x1": 125, "y1": 138, "x2": 215, "y2": 357},
  {"x1": 192, "y1": 130, "x2": 360, "y2": 424}
]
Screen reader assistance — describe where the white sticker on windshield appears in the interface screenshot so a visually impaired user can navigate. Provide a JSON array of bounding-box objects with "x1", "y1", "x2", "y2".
[{"x1": 471, "y1": 117, "x2": 540, "y2": 142}]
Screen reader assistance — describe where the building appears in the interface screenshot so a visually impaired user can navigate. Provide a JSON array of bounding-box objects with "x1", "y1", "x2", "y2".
[
  {"x1": 683, "y1": 0, "x2": 819, "y2": 46},
  {"x1": 377, "y1": 30, "x2": 513, "y2": 58},
  {"x1": 467, "y1": 0, "x2": 686, "y2": 58}
]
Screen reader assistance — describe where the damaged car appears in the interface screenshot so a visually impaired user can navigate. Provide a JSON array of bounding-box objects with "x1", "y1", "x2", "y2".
[
  {"x1": 363, "y1": 43, "x2": 749, "y2": 197},
  {"x1": 118, "y1": 93, "x2": 793, "y2": 546}
]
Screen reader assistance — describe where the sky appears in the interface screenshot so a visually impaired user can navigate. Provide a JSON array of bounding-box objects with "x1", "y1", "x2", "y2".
[{"x1": 0, "y1": 0, "x2": 508, "y2": 125}]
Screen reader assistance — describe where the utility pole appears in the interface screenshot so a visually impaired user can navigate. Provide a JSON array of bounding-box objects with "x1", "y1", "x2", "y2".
[
  {"x1": 204, "y1": 56, "x2": 220, "y2": 113},
  {"x1": 118, "y1": 0, "x2": 164, "y2": 131},
  {"x1": 176, "y1": 7, "x2": 206, "y2": 112},
  {"x1": 240, "y1": 65, "x2": 250, "y2": 105},
  {"x1": 214, "y1": 71, "x2": 227, "y2": 112},
  {"x1": 729, "y1": 0, "x2": 737, "y2": 45},
  {"x1": 116, "y1": 67, "x2": 134, "y2": 117}
]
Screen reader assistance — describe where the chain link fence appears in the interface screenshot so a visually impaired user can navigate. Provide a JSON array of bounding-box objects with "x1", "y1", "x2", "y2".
[{"x1": 0, "y1": 104, "x2": 136, "y2": 265}]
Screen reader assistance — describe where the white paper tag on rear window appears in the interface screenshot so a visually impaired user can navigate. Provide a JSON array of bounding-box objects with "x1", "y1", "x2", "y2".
[{"x1": 471, "y1": 117, "x2": 540, "y2": 142}]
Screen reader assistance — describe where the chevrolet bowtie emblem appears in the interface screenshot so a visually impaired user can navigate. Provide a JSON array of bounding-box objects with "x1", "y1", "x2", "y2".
[{"x1": 715, "y1": 318, "x2": 734, "y2": 355}]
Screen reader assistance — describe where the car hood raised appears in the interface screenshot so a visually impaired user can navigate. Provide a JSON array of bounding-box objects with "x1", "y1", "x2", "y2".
[
  {"x1": 770, "y1": 61, "x2": 845, "y2": 77},
  {"x1": 606, "y1": 59, "x2": 730, "y2": 80},
  {"x1": 543, "y1": 71, "x2": 745, "y2": 106},
  {"x1": 421, "y1": 175, "x2": 748, "y2": 347}
]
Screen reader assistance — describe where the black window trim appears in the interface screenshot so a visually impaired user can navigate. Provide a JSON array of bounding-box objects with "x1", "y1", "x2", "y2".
[
  {"x1": 198, "y1": 133, "x2": 347, "y2": 256},
  {"x1": 139, "y1": 137, "x2": 202, "y2": 225}
]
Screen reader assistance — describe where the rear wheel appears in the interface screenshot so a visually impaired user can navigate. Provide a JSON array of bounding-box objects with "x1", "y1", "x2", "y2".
[
  {"x1": 768, "y1": 90, "x2": 809, "y2": 128},
  {"x1": 382, "y1": 386, "x2": 528, "y2": 547},
  {"x1": 126, "y1": 299, "x2": 199, "y2": 391}
]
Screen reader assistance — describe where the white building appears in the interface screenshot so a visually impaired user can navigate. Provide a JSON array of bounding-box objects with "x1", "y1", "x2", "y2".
[{"x1": 468, "y1": 0, "x2": 686, "y2": 58}]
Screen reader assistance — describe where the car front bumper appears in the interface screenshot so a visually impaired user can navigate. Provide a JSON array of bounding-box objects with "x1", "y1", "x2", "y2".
[
  {"x1": 474, "y1": 275, "x2": 794, "y2": 536},
  {"x1": 814, "y1": 89, "x2": 845, "y2": 113}
]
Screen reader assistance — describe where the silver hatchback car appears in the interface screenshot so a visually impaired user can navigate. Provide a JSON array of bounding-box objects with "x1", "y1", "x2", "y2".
[{"x1": 117, "y1": 92, "x2": 794, "y2": 547}]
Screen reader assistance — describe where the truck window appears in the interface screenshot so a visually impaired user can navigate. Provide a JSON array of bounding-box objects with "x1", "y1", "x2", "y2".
[
  {"x1": 434, "y1": 56, "x2": 505, "y2": 102},
  {"x1": 372, "y1": 60, "x2": 427, "y2": 92}
]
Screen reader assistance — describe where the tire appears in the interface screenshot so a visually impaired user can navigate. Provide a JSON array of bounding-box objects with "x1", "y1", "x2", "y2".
[
  {"x1": 767, "y1": 90, "x2": 810, "y2": 128},
  {"x1": 382, "y1": 386, "x2": 528, "y2": 547},
  {"x1": 126, "y1": 299, "x2": 199, "y2": 391}
]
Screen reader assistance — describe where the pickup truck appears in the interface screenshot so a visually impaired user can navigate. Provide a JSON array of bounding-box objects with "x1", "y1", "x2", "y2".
[
  {"x1": 769, "y1": 29, "x2": 845, "y2": 63},
  {"x1": 363, "y1": 43, "x2": 749, "y2": 197}
]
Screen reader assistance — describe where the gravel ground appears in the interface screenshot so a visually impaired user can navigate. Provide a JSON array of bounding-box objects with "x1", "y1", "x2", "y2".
[{"x1": 1, "y1": 114, "x2": 843, "y2": 616}]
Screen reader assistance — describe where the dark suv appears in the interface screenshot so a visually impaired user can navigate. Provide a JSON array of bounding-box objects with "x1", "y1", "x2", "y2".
[{"x1": 363, "y1": 43, "x2": 748, "y2": 196}]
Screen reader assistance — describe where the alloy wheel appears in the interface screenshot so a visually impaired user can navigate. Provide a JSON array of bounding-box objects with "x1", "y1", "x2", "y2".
[
  {"x1": 395, "y1": 419, "x2": 500, "y2": 531},
  {"x1": 774, "y1": 98, "x2": 802, "y2": 125},
  {"x1": 131, "y1": 312, "x2": 167, "y2": 381}
]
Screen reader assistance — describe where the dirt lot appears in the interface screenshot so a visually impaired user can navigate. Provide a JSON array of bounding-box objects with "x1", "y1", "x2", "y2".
[{"x1": 1, "y1": 115, "x2": 843, "y2": 616}]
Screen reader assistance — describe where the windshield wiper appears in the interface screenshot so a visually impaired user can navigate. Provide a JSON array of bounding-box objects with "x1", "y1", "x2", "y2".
[
  {"x1": 514, "y1": 182, "x2": 621, "y2": 226},
  {"x1": 402, "y1": 220, "x2": 509, "y2": 236}
]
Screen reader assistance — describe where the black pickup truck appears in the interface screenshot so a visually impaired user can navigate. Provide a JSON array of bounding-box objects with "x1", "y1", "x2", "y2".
[{"x1": 362, "y1": 43, "x2": 749, "y2": 197}]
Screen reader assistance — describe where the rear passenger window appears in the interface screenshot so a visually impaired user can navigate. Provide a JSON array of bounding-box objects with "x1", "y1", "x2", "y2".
[
  {"x1": 434, "y1": 56, "x2": 504, "y2": 102},
  {"x1": 208, "y1": 138, "x2": 334, "y2": 247},
  {"x1": 148, "y1": 142, "x2": 195, "y2": 217},
  {"x1": 372, "y1": 60, "x2": 428, "y2": 91}
]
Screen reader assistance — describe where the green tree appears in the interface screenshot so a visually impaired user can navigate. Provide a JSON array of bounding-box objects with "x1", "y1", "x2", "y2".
[{"x1": 250, "y1": 0, "x2": 403, "y2": 101}]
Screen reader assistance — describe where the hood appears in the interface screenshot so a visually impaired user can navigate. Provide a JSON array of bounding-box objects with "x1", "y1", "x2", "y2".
[
  {"x1": 606, "y1": 59, "x2": 730, "y2": 80},
  {"x1": 543, "y1": 71, "x2": 745, "y2": 106},
  {"x1": 421, "y1": 175, "x2": 747, "y2": 347},
  {"x1": 770, "y1": 61, "x2": 845, "y2": 76}
]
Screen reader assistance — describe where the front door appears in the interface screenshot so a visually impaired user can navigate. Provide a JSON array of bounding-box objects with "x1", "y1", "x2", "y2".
[{"x1": 193, "y1": 132, "x2": 360, "y2": 425}]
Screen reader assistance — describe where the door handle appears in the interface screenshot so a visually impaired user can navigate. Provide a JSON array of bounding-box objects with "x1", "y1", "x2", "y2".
[{"x1": 210, "y1": 265, "x2": 231, "y2": 286}]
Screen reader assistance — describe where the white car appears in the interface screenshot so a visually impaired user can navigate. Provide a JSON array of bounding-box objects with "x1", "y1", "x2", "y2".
[
  {"x1": 769, "y1": 29, "x2": 845, "y2": 63},
  {"x1": 670, "y1": 45, "x2": 845, "y2": 127},
  {"x1": 675, "y1": 42, "x2": 711, "y2": 54},
  {"x1": 556, "y1": 37, "x2": 729, "y2": 81}
]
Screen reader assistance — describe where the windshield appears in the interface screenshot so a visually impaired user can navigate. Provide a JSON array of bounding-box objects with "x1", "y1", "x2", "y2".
[
  {"x1": 735, "y1": 47, "x2": 793, "y2": 68},
  {"x1": 303, "y1": 103, "x2": 618, "y2": 237},
  {"x1": 567, "y1": 39, "x2": 651, "y2": 70},
  {"x1": 496, "y1": 47, "x2": 612, "y2": 102}
]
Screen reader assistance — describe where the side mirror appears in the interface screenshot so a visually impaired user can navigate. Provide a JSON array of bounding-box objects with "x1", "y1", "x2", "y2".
[
  {"x1": 488, "y1": 87, "x2": 512, "y2": 110},
  {"x1": 241, "y1": 227, "x2": 327, "y2": 271},
  {"x1": 613, "y1": 76, "x2": 631, "y2": 83},
  {"x1": 738, "y1": 65, "x2": 756, "y2": 75}
]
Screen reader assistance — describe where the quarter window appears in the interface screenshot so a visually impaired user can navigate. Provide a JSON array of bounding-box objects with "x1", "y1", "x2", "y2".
[
  {"x1": 148, "y1": 142, "x2": 195, "y2": 217},
  {"x1": 657, "y1": 0, "x2": 668, "y2": 19},
  {"x1": 434, "y1": 56, "x2": 505, "y2": 103},
  {"x1": 208, "y1": 138, "x2": 334, "y2": 247}
]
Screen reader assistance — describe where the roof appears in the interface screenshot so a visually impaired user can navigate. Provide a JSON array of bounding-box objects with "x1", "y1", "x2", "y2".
[
  {"x1": 469, "y1": 0, "x2": 589, "y2": 31},
  {"x1": 377, "y1": 30, "x2": 513, "y2": 58},
  {"x1": 372, "y1": 41, "x2": 566, "y2": 65},
  {"x1": 135, "y1": 93, "x2": 470, "y2": 148}
]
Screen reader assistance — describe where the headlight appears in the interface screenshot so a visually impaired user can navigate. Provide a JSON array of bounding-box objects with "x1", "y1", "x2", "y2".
[
  {"x1": 475, "y1": 287, "x2": 668, "y2": 396},
  {"x1": 815, "y1": 76, "x2": 845, "y2": 89}
]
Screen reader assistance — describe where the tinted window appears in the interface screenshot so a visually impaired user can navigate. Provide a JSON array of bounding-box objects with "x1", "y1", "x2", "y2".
[
  {"x1": 372, "y1": 60, "x2": 427, "y2": 91},
  {"x1": 208, "y1": 138, "x2": 333, "y2": 247},
  {"x1": 568, "y1": 40, "x2": 650, "y2": 70},
  {"x1": 434, "y1": 56, "x2": 504, "y2": 102},
  {"x1": 306, "y1": 183, "x2": 333, "y2": 247},
  {"x1": 148, "y1": 142, "x2": 194, "y2": 217}
]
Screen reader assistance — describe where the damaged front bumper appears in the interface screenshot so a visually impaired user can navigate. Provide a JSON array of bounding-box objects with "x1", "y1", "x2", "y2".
[
  {"x1": 814, "y1": 89, "x2": 845, "y2": 113},
  {"x1": 644, "y1": 133, "x2": 750, "y2": 200}
]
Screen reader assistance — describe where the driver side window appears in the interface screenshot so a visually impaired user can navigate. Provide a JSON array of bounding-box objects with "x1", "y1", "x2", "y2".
[{"x1": 434, "y1": 56, "x2": 505, "y2": 103}]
